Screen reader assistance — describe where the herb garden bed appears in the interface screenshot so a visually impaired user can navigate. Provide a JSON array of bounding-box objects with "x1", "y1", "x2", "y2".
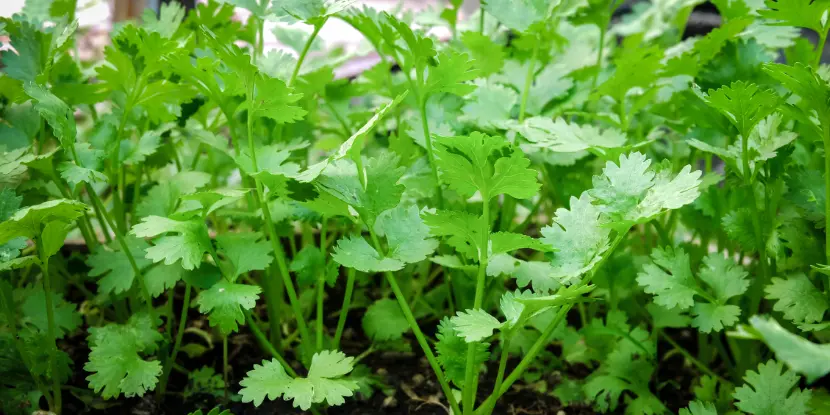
[{"x1": 2, "y1": 0, "x2": 830, "y2": 415}]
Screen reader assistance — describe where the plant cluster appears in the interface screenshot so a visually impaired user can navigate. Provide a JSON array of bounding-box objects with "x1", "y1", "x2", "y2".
[{"x1": 1, "y1": 0, "x2": 830, "y2": 414}]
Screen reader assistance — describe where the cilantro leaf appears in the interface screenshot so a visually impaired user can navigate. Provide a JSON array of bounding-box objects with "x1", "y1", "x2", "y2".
[
  {"x1": 240, "y1": 350, "x2": 358, "y2": 410},
  {"x1": 216, "y1": 232, "x2": 273, "y2": 280},
  {"x1": 733, "y1": 360, "x2": 812, "y2": 415},
  {"x1": 23, "y1": 82, "x2": 76, "y2": 147},
  {"x1": 0, "y1": 199, "x2": 87, "y2": 244},
  {"x1": 541, "y1": 194, "x2": 610, "y2": 285},
  {"x1": 374, "y1": 204, "x2": 438, "y2": 264},
  {"x1": 21, "y1": 286, "x2": 81, "y2": 338},
  {"x1": 423, "y1": 209, "x2": 486, "y2": 261},
  {"x1": 362, "y1": 298, "x2": 409, "y2": 341},
  {"x1": 84, "y1": 313, "x2": 163, "y2": 399},
  {"x1": 317, "y1": 155, "x2": 404, "y2": 227},
  {"x1": 750, "y1": 316, "x2": 830, "y2": 384},
  {"x1": 460, "y1": 81, "x2": 517, "y2": 130},
  {"x1": 237, "y1": 75, "x2": 306, "y2": 125},
  {"x1": 460, "y1": 31, "x2": 505, "y2": 77},
  {"x1": 87, "y1": 237, "x2": 153, "y2": 295},
  {"x1": 450, "y1": 308, "x2": 502, "y2": 342},
  {"x1": 433, "y1": 132, "x2": 539, "y2": 200},
  {"x1": 435, "y1": 317, "x2": 489, "y2": 388},
  {"x1": 679, "y1": 400, "x2": 718, "y2": 415},
  {"x1": 515, "y1": 117, "x2": 628, "y2": 154},
  {"x1": 141, "y1": 1, "x2": 185, "y2": 38},
  {"x1": 144, "y1": 264, "x2": 186, "y2": 298},
  {"x1": 131, "y1": 216, "x2": 212, "y2": 270},
  {"x1": 196, "y1": 280, "x2": 261, "y2": 335},
  {"x1": 481, "y1": 0, "x2": 548, "y2": 32},
  {"x1": 694, "y1": 81, "x2": 780, "y2": 137},
  {"x1": 758, "y1": 0, "x2": 830, "y2": 34},
  {"x1": 637, "y1": 247, "x2": 698, "y2": 310},
  {"x1": 330, "y1": 235, "x2": 402, "y2": 272},
  {"x1": 764, "y1": 274, "x2": 828, "y2": 324},
  {"x1": 424, "y1": 49, "x2": 479, "y2": 98}
]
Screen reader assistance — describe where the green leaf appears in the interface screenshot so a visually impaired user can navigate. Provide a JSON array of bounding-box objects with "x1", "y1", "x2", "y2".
[
  {"x1": 589, "y1": 152, "x2": 702, "y2": 227},
  {"x1": 489, "y1": 232, "x2": 551, "y2": 256},
  {"x1": 541, "y1": 194, "x2": 610, "y2": 285},
  {"x1": 733, "y1": 360, "x2": 812, "y2": 415},
  {"x1": 424, "y1": 49, "x2": 479, "y2": 97},
  {"x1": 515, "y1": 117, "x2": 628, "y2": 153},
  {"x1": 423, "y1": 209, "x2": 486, "y2": 260},
  {"x1": 757, "y1": 0, "x2": 830, "y2": 34},
  {"x1": 764, "y1": 274, "x2": 828, "y2": 324},
  {"x1": 131, "y1": 216, "x2": 212, "y2": 270},
  {"x1": 450, "y1": 308, "x2": 502, "y2": 342},
  {"x1": 697, "y1": 253, "x2": 749, "y2": 302},
  {"x1": 749, "y1": 316, "x2": 830, "y2": 384},
  {"x1": 141, "y1": 1, "x2": 185, "y2": 38},
  {"x1": 694, "y1": 81, "x2": 780, "y2": 137},
  {"x1": 692, "y1": 303, "x2": 741, "y2": 333},
  {"x1": 435, "y1": 317, "x2": 489, "y2": 388},
  {"x1": 460, "y1": 81, "x2": 517, "y2": 130},
  {"x1": 637, "y1": 247, "x2": 697, "y2": 310},
  {"x1": 362, "y1": 298, "x2": 409, "y2": 341},
  {"x1": 596, "y1": 45, "x2": 664, "y2": 104},
  {"x1": 433, "y1": 132, "x2": 539, "y2": 200},
  {"x1": 481, "y1": 0, "x2": 549, "y2": 32},
  {"x1": 0, "y1": 199, "x2": 86, "y2": 245},
  {"x1": 216, "y1": 232, "x2": 273, "y2": 280},
  {"x1": 23, "y1": 82, "x2": 76, "y2": 147},
  {"x1": 57, "y1": 161, "x2": 107, "y2": 188},
  {"x1": 316, "y1": 154, "x2": 405, "y2": 227},
  {"x1": 330, "y1": 235, "x2": 402, "y2": 272},
  {"x1": 237, "y1": 75, "x2": 306, "y2": 125},
  {"x1": 240, "y1": 350, "x2": 358, "y2": 410},
  {"x1": 460, "y1": 31, "x2": 505, "y2": 77},
  {"x1": 144, "y1": 264, "x2": 186, "y2": 298},
  {"x1": 239, "y1": 358, "x2": 293, "y2": 406},
  {"x1": 21, "y1": 286, "x2": 81, "y2": 338},
  {"x1": 374, "y1": 204, "x2": 438, "y2": 264},
  {"x1": 679, "y1": 401, "x2": 718, "y2": 415},
  {"x1": 84, "y1": 313, "x2": 163, "y2": 399},
  {"x1": 196, "y1": 280, "x2": 261, "y2": 335},
  {"x1": 87, "y1": 237, "x2": 153, "y2": 295}
]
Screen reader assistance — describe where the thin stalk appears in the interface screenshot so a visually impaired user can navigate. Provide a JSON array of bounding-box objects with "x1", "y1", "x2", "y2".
[
  {"x1": 659, "y1": 331, "x2": 731, "y2": 386},
  {"x1": 316, "y1": 217, "x2": 328, "y2": 351},
  {"x1": 36, "y1": 238, "x2": 61, "y2": 414},
  {"x1": 245, "y1": 83, "x2": 312, "y2": 347},
  {"x1": 157, "y1": 282, "x2": 192, "y2": 398},
  {"x1": 475, "y1": 230, "x2": 629, "y2": 415},
  {"x1": 741, "y1": 130, "x2": 768, "y2": 314},
  {"x1": 85, "y1": 186, "x2": 155, "y2": 319},
  {"x1": 815, "y1": 30, "x2": 828, "y2": 68},
  {"x1": 223, "y1": 335, "x2": 229, "y2": 402},
  {"x1": 367, "y1": 231, "x2": 461, "y2": 415},
  {"x1": 824, "y1": 122, "x2": 830, "y2": 264},
  {"x1": 418, "y1": 97, "x2": 444, "y2": 208},
  {"x1": 462, "y1": 191, "x2": 491, "y2": 414},
  {"x1": 590, "y1": 24, "x2": 607, "y2": 93},
  {"x1": 274, "y1": 21, "x2": 326, "y2": 144},
  {"x1": 0, "y1": 292, "x2": 54, "y2": 408},
  {"x1": 479, "y1": 9, "x2": 485, "y2": 34},
  {"x1": 333, "y1": 267, "x2": 357, "y2": 349},
  {"x1": 244, "y1": 310, "x2": 298, "y2": 377},
  {"x1": 518, "y1": 39, "x2": 540, "y2": 122},
  {"x1": 49, "y1": 168, "x2": 97, "y2": 250}
]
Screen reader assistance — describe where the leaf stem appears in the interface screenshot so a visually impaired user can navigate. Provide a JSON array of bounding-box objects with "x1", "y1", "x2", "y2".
[
  {"x1": 590, "y1": 25, "x2": 607, "y2": 93},
  {"x1": 36, "y1": 237, "x2": 61, "y2": 414},
  {"x1": 815, "y1": 30, "x2": 828, "y2": 68},
  {"x1": 157, "y1": 282, "x2": 191, "y2": 398},
  {"x1": 223, "y1": 335, "x2": 229, "y2": 402},
  {"x1": 741, "y1": 129, "x2": 768, "y2": 315},
  {"x1": 367, "y1": 229, "x2": 461, "y2": 415},
  {"x1": 658, "y1": 331, "x2": 731, "y2": 386},
  {"x1": 244, "y1": 309, "x2": 298, "y2": 377},
  {"x1": 333, "y1": 267, "x2": 356, "y2": 349},
  {"x1": 518, "y1": 39, "x2": 539, "y2": 122},
  {"x1": 419, "y1": 96, "x2": 444, "y2": 208},
  {"x1": 316, "y1": 217, "x2": 328, "y2": 351},
  {"x1": 462, "y1": 191, "x2": 491, "y2": 414}
]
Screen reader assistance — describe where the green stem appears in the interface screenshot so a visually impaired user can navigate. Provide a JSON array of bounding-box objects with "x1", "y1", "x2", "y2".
[
  {"x1": 85, "y1": 186, "x2": 155, "y2": 320},
  {"x1": 244, "y1": 310, "x2": 298, "y2": 377},
  {"x1": 815, "y1": 30, "x2": 827, "y2": 68},
  {"x1": 463, "y1": 191, "x2": 490, "y2": 414},
  {"x1": 479, "y1": 8, "x2": 485, "y2": 34},
  {"x1": 518, "y1": 40, "x2": 540, "y2": 122},
  {"x1": 223, "y1": 335, "x2": 229, "y2": 402},
  {"x1": 157, "y1": 282, "x2": 191, "y2": 398},
  {"x1": 316, "y1": 217, "x2": 328, "y2": 351},
  {"x1": 419, "y1": 97, "x2": 444, "y2": 208},
  {"x1": 659, "y1": 331, "x2": 731, "y2": 386},
  {"x1": 475, "y1": 230, "x2": 629, "y2": 415},
  {"x1": 273, "y1": 20, "x2": 326, "y2": 144},
  {"x1": 367, "y1": 231, "x2": 461, "y2": 415},
  {"x1": 741, "y1": 130, "x2": 768, "y2": 314},
  {"x1": 333, "y1": 267, "x2": 356, "y2": 349},
  {"x1": 823, "y1": 122, "x2": 830, "y2": 265},
  {"x1": 591, "y1": 24, "x2": 607, "y2": 93},
  {"x1": 36, "y1": 237, "x2": 61, "y2": 414}
]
